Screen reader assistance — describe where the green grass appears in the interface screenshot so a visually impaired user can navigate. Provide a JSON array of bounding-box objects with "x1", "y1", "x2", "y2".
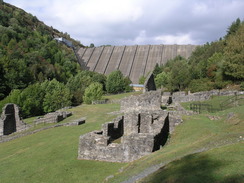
[
  {"x1": 0, "y1": 93, "x2": 243, "y2": 183},
  {"x1": 107, "y1": 105, "x2": 244, "y2": 183},
  {"x1": 0, "y1": 103, "x2": 126, "y2": 183},
  {"x1": 140, "y1": 143, "x2": 244, "y2": 183}
]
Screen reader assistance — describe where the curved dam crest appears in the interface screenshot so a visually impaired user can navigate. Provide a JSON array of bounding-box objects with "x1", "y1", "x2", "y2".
[{"x1": 77, "y1": 44, "x2": 198, "y2": 83}]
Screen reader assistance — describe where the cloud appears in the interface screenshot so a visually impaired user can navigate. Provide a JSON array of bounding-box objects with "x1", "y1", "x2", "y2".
[
  {"x1": 155, "y1": 34, "x2": 197, "y2": 45},
  {"x1": 4, "y1": 0, "x2": 244, "y2": 46}
]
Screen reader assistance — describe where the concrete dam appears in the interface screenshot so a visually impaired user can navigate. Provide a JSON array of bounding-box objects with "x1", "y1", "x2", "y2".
[{"x1": 77, "y1": 44, "x2": 197, "y2": 84}]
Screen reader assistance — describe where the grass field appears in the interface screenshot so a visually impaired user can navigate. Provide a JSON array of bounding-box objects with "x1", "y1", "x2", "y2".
[
  {"x1": 0, "y1": 102, "x2": 126, "y2": 183},
  {"x1": 0, "y1": 93, "x2": 243, "y2": 183}
]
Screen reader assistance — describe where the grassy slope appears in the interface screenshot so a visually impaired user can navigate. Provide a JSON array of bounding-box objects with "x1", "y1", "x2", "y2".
[
  {"x1": 0, "y1": 93, "x2": 243, "y2": 183},
  {"x1": 108, "y1": 105, "x2": 244, "y2": 183},
  {"x1": 0, "y1": 102, "x2": 125, "y2": 183},
  {"x1": 140, "y1": 143, "x2": 243, "y2": 183}
]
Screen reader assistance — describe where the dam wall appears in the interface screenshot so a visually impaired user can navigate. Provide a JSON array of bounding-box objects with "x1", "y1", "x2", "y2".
[{"x1": 77, "y1": 44, "x2": 197, "y2": 83}]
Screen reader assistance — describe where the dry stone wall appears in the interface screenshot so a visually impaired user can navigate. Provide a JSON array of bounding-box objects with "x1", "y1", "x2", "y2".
[
  {"x1": 0, "y1": 103, "x2": 28, "y2": 136},
  {"x1": 34, "y1": 111, "x2": 72, "y2": 125},
  {"x1": 120, "y1": 91, "x2": 161, "y2": 113},
  {"x1": 162, "y1": 90, "x2": 244, "y2": 105}
]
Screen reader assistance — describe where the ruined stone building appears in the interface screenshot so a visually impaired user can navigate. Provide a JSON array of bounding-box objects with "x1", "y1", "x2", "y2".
[
  {"x1": 0, "y1": 103, "x2": 27, "y2": 136},
  {"x1": 78, "y1": 91, "x2": 180, "y2": 162}
]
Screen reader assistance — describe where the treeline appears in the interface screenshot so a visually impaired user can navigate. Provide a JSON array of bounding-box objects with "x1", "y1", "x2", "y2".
[
  {"x1": 152, "y1": 18, "x2": 244, "y2": 92},
  {"x1": 0, "y1": 70, "x2": 132, "y2": 118},
  {"x1": 0, "y1": 2, "x2": 83, "y2": 100}
]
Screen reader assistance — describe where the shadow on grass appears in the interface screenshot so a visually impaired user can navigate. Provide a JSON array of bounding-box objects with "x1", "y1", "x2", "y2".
[{"x1": 142, "y1": 153, "x2": 244, "y2": 183}]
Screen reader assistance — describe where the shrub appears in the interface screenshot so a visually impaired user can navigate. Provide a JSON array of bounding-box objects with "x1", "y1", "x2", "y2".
[
  {"x1": 124, "y1": 76, "x2": 133, "y2": 92},
  {"x1": 43, "y1": 79, "x2": 72, "y2": 113},
  {"x1": 240, "y1": 82, "x2": 244, "y2": 91},
  {"x1": 188, "y1": 78, "x2": 213, "y2": 93},
  {"x1": 83, "y1": 82, "x2": 103, "y2": 104},
  {"x1": 106, "y1": 70, "x2": 125, "y2": 94}
]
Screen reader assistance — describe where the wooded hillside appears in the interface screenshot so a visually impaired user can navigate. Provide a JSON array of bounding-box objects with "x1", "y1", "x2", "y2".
[{"x1": 0, "y1": 1, "x2": 83, "y2": 99}]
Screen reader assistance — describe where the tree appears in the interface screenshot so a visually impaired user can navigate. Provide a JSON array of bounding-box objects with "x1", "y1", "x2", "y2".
[
  {"x1": 168, "y1": 59, "x2": 190, "y2": 91},
  {"x1": 66, "y1": 70, "x2": 106, "y2": 105},
  {"x1": 20, "y1": 82, "x2": 45, "y2": 117},
  {"x1": 83, "y1": 82, "x2": 103, "y2": 104},
  {"x1": 0, "y1": 63, "x2": 7, "y2": 100},
  {"x1": 124, "y1": 76, "x2": 133, "y2": 92},
  {"x1": 226, "y1": 18, "x2": 241, "y2": 38},
  {"x1": 139, "y1": 75, "x2": 146, "y2": 84},
  {"x1": 90, "y1": 43, "x2": 95, "y2": 48},
  {"x1": 223, "y1": 23, "x2": 244, "y2": 80},
  {"x1": 106, "y1": 70, "x2": 125, "y2": 94},
  {"x1": 43, "y1": 79, "x2": 72, "y2": 113},
  {"x1": 155, "y1": 72, "x2": 169, "y2": 89},
  {"x1": 153, "y1": 63, "x2": 162, "y2": 76}
]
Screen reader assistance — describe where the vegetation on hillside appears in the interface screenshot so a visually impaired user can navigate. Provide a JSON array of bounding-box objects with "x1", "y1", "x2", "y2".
[
  {"x1": 0, "y1": 2, "x2": 132, "y2": 117},
  {"x1": 154, "y1": 18, "x2": 244, "y2": 92},
  {"x1": 0, "y1": 2, "x2": 85, "y2": 99}
]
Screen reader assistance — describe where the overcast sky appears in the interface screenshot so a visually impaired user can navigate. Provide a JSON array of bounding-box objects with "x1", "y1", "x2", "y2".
[{"x1": 4, "y1": 0, "x2": 244, "y2": 46}]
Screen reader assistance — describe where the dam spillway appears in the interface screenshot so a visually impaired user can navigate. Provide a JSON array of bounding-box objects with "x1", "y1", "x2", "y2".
[{"x1": 77, "y1": 44, "x2": 197, "y2": 84}]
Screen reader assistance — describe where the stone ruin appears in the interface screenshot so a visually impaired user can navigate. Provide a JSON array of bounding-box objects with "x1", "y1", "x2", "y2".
[
  {"x1": 34, "y1": 111, "x2": 72, "y2": 125},
  {"x1": 161, "y1": 90, "x2": 244, "y2": 106},
  {"x1": 78, "y1": 91, "x2": 181, "y2": 162},
  {"x1": 143, "y1": 71, "x2": 156, "y2": 93},
  {"x1": 0, "y1": 103, "x2": 28, "y2": 136},
  {"x1": 120, "y1": 91, "x2": 161, "y2": 113}
]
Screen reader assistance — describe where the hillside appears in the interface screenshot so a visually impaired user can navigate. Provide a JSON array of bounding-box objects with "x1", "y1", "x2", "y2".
[
  {"x1": 0, "y1": 1, "x2": 83, "y2": 99},
  {"x1": 0, "y1": 93, "x2": 243, "y2": 183}
]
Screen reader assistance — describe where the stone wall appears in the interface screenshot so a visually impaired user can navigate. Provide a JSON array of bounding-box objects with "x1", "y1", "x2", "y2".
[
  {"x1": 143, "y1": 72, "x2": 156, "y2": 93},
  {"x1": 34, "y1": 111, "x2": 72, "y2": 124},
  {"x1": 120, "y1": 91, "x2": 161, "y2": 113},
  {"x1": 162, "y1": 90, "x2": 244, "y2": 105},
  {"x1": 0, "y1": 104, "x2": 27, "y2": 136},
  {"x1": 0, "y1": 118, "x2": 86, "y2": 143}
]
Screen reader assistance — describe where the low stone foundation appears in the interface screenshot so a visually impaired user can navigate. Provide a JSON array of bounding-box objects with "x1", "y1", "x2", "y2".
[
  {"x1": 162, "y1": 90, "x2": 244, "y2": 105},
  {"x1": 34, "y1": 111, "x2": 72, "y2": 124}
]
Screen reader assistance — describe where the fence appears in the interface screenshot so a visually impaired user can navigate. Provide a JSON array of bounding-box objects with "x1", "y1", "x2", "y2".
[{"x1": 190, "y1": 94, "x2": 244, "y2": 114}]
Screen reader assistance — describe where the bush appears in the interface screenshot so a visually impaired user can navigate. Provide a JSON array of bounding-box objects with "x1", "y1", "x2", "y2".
[
  {"x1": 20, "y1": 83, "x2": 45, "y2": 117},
  {"x1": 106, "y1": 70, "x2": 125, "y2": 94},
  {"x1": 240, "y1": 82, "x2": 244, "y2": 91},
  {"x1": 124, "y1": 76, "x2": 133, "y2": 92},
  {"x1": 43, "y1": 79, "x2": 72, "y2": 113},
  {"x1": 139, "y1": 75, "x2": 146, "y2": 84},
  {"x1": 188, "y1": 78, "x2": 213, "y2": 93},
  {"x1": 155, "y1": 72, "x2": 169, "y2": 89},
  {"x1": 66, "y1": 71, "x2": 106, "y2": 105},
  {"x1": 83, "y1": 82, "x2": 103, "y2": 104}
]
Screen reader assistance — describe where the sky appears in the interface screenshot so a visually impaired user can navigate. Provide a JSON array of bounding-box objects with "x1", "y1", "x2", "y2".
[{"x1": 4, "y1": 0, "x2": 244, "y2": 46}]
